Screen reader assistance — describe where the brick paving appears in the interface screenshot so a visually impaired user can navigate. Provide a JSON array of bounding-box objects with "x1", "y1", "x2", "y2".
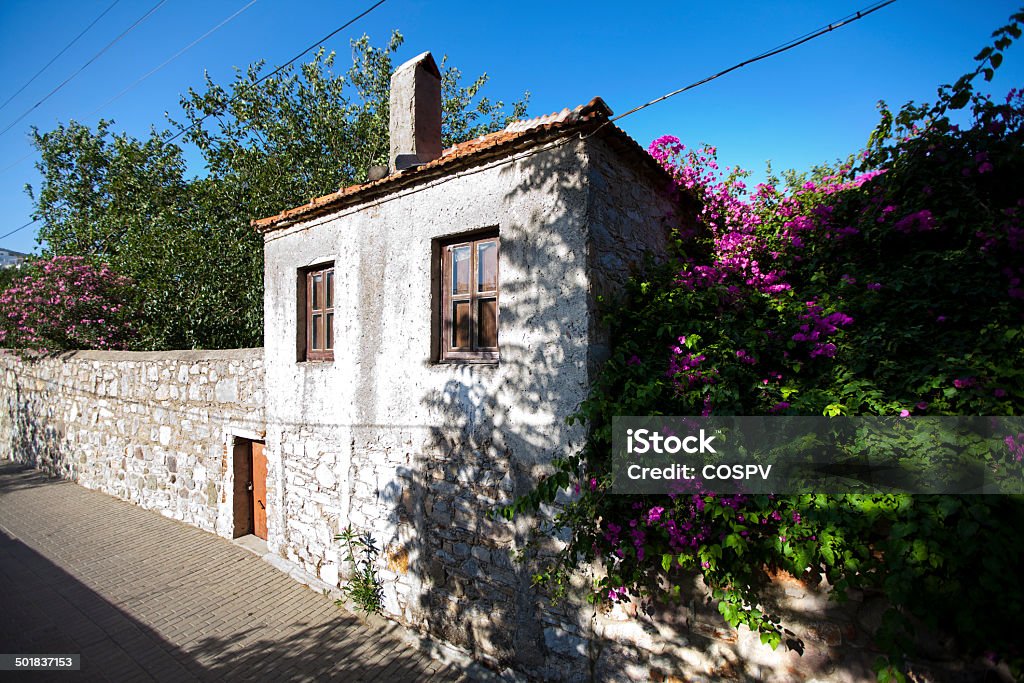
[{"x1": 0, "y1": 462, "x2": 470, "y2": 682}]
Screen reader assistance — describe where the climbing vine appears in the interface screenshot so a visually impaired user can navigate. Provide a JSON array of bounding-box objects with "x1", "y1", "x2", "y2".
[{"x1": 506, "y1": 12, "x2": 1024, "y2": 680}]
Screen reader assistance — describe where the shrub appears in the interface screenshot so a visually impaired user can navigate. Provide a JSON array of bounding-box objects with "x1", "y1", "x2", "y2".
[
  {"x1": 0, "y1": 255, "x2": 137, "y2": 355},
  {"x1": 506, "y1": 81, "x2": 1024, "y2": 680}
]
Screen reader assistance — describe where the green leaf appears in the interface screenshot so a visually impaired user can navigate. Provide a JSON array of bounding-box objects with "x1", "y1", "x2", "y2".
[{"x1": 949, "y1": 88, "x2": 971, "y2": 110}]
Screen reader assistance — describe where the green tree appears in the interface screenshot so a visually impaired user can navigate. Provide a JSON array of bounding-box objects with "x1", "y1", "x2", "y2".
[{"x1": 27, "y1": 31, "x2": 528, "y2": 350}]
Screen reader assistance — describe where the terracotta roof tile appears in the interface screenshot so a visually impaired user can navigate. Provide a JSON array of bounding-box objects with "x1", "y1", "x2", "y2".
[{"x1": 253, "y1": 97, "x2": 664, "y2": 232}]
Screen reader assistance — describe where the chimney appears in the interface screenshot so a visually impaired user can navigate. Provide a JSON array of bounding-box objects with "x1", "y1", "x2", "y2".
[{"x1": 389, "y1": 51, "x2": 442, "y2": 173}]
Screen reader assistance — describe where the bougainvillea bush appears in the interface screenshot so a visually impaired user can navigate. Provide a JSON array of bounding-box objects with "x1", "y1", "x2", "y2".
[
  {"x1": 507, "y1": 41, "x2": 1024, "y2": 682},
  {"x1": 0, "y1": 255, "x2": 137, "y2": 355}
]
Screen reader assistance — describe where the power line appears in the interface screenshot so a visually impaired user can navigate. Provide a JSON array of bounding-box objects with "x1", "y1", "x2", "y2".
[
  {"x1": 0, "y1": 218, "x2": 39, "y2": 242},
  {"x1": 588, "y1": 0, "x2": 898, "y2": 136},
  {"x1": 0, "y1": 150, "x2": 34, "y2": 177},
  {"x1": 0, "y1": 0, "x2": 169, "y2": 141},
  {"x1": 0, "y1": 0, "x2": 259, "y2": 179},
  {"x1": 0, "y1": 0, "x2": 385, "y2": 244},
  {"x1": 0, "y1": 0, "x2": 122, "y2": 115},
  {"x1": 167, "y1": 0, "x2": 389, "y2": 144},
  {"x1": 269, "y1": 3, "x2": 901, "y2": 236},
  {"x1": 86, "y1": 0, "x2": 261, "y2": 119}
]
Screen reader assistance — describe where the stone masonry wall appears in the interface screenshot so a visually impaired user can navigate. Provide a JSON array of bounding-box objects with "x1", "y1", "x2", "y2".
[{"x1": 0, "y1": 349, "x2": 264, "y2": 538}]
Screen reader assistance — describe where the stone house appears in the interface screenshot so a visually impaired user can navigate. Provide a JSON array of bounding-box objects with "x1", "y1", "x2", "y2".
[{"x1": 251, "y1": 51, "x2": 684, "y2": 674}]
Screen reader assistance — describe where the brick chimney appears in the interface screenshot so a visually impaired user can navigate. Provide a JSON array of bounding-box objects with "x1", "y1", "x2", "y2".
[{"x1": 389, "y1": 52, "x2": 442, "y2": 173}]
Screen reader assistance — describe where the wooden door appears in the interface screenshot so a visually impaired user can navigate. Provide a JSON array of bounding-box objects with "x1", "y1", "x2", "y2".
[{"x1": 252, "y1": 442, "x2": 268, "y2": 540}]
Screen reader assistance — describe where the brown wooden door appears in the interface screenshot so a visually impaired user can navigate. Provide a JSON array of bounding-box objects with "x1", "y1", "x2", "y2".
[{"x1": 252, "y1": 442, "x2": 268, "y2": 540}]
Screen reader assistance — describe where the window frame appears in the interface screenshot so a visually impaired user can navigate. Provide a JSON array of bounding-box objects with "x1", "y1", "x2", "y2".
[
  {"x1": 440, "y1": 233, "x2": 499, "y2": 363},
  {"x1": 301, "y1": 263, "x2": 334, "y2": 362}
]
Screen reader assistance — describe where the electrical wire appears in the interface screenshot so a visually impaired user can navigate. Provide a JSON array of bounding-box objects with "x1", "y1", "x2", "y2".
[
  {"x1": 0, "y1": 0, "x2": 259, "y2": 178},
  {"x1": 167, "y1": 0, "x2": 389, "y2": 144},
  {"x1": 0, "y1": 218, "x2": 39, "y2": 242},
  {"x1": 4, "y1": 0, "x2": 889, "y2": 247},
  {"x1": 86, "y1": 0, "x2": 260, "y2": 119},
  {"x1": 0, "y1": 0, "x2": 122, "y2": 114},
  {"x1": 0, "y1": 0, "x2": 384, "y2": 242},
  {"x1": 585, "y1": 0, "x2": 898, "y2": 137},
  {"x1": 0, "y1": 0, "x2": 169, "y2": 141}
]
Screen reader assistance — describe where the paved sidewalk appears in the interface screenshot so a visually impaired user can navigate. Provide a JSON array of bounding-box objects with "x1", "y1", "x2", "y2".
[{"x1": 0, "y1": 462, "x2": 469, "y2": 682}]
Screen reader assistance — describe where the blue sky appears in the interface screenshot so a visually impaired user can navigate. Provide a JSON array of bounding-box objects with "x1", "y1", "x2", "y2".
[{"x1": 1, "y1": 0, "x2": 1022, "y2": 255}]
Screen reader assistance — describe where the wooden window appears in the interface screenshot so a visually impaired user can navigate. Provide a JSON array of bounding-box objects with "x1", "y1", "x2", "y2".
[
  {"x1": 304, "y1": 264, "x2": 334, "y2": 361},
  {"x1": 441, "y1": 234, "x2": 499, "y2": 362}
]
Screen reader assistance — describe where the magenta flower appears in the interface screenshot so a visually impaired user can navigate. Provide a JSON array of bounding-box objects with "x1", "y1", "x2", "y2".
[{"x1": 647, "y1": 506, "x2": 665, "y2": 524}]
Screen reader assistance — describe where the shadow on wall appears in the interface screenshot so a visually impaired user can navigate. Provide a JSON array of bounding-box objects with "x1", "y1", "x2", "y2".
[
  {"x1": 1, "y1": 379, "x2": 73, "y2": 479},
  {"x1": 371, "y1": 141, "x2": 892, "y2": 682},
  {"x1": 389, "y1": 141, "x2": 602, "y2": 677}
]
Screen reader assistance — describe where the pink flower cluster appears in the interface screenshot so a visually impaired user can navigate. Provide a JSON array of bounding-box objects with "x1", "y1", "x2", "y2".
[
  {"x1": 893, "y1": 209, "x2": 937, "y2": 233},
  {"x1": 0, "y1": 255, "x2": 135, "y2": 354},
  {"x1": 791, "y1": 300, "x2": 854, "y2": 359},
  {"x1": 666, "y1": 341, "x2": 715, "y2": 391},
  {"x1": 650, "y1": 137, "x2": 791, "y2": 296},
  {"x1": 1004, "y1": 434, "x2": 1024, "y2": 462}
]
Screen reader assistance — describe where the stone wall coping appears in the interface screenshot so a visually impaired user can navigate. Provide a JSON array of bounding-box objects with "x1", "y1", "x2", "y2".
[{"x1": 0, "y1": 348, "x2": 263, "y2": 362}]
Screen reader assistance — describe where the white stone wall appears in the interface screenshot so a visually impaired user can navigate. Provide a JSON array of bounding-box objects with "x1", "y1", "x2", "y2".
[
  {"x1": 263, "y1": 137, "x2": 599, "y2": 670},
  {"x1": 0, "y1": 349, "x2": 264, "y2": 538}
]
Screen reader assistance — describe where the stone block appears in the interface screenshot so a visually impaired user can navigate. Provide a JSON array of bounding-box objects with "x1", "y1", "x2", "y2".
[
  {"x1": 315, "y1": 462, "x2": 336, "y2": 488},
  {"x1": 544, "y1": 626, "x2": 588, "y2": 658},
  {"x1": 215, "y1": 378, "x2": 237, "y2": 403}
]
